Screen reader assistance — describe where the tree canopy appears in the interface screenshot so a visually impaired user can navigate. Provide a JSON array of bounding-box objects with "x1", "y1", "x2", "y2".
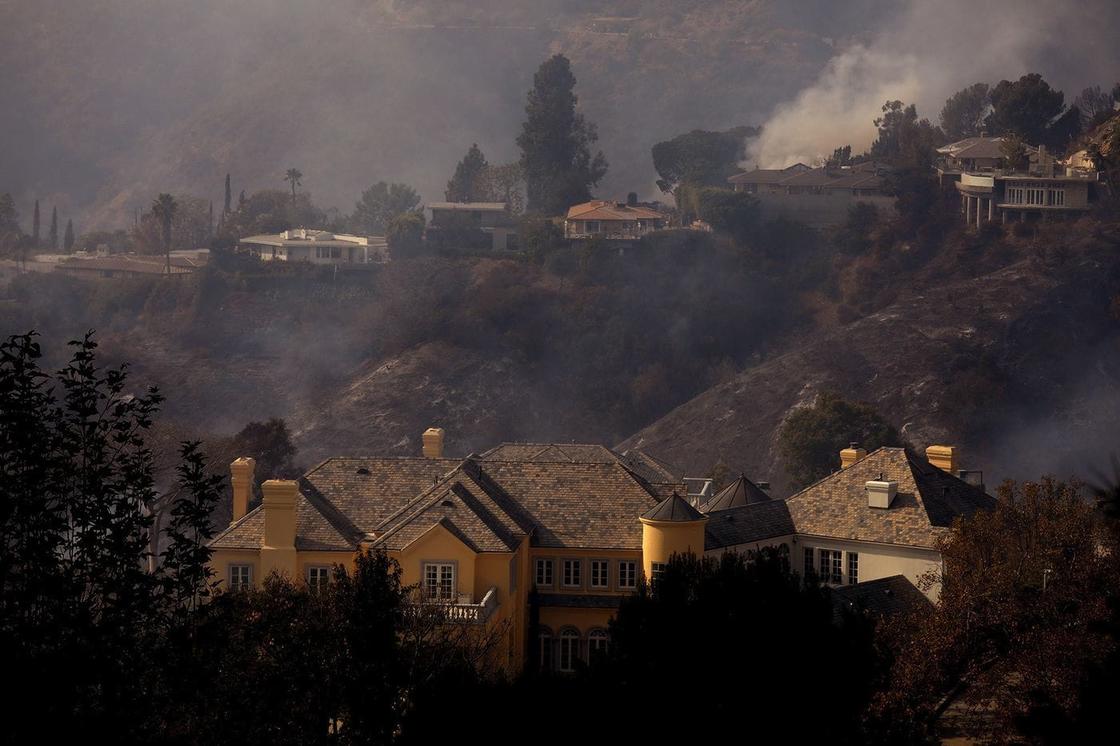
[
  {"x1": 517, "y1": 54, "x2": 608, "y2": 215},
  {"x1": 940, "y1": 82, "x2": 990, "y2": 141},
  {"x1": 778, "y1": 392, "x2": 901, "y2": 488},
  {"x1": 445, "y1": 143, "x2": 493, "y2": 203},
  {"x1": 651, "y1": 126, "x2": 757, "y2": 194},
  {"x1": 351, "y1": 181, "x2": 422, "y2": 235},
  {"x1": 985, "y1": 73, "x2": 1072, "y2": 147}
]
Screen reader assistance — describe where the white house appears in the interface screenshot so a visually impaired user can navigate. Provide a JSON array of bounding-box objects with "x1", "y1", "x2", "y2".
[{"x1": 240, "y1": 228, "x2": 388, "y2": 264}]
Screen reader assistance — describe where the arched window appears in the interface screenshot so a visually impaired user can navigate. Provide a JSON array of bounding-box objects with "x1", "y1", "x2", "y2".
[
  {"x1": 587, "y1": 628, "x2": 609, "y2": 664},
  {"x1": 538, "y1": 626, "x2": 554, "y2": 671},
  {"x1": 558, "y1": 628, "x2": 580, "y2": 672}
]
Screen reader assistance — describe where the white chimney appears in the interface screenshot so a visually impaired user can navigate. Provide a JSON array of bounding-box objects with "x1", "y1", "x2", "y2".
[{"x1": 866, "y1": 480, "x2": 898, "y2": 509}]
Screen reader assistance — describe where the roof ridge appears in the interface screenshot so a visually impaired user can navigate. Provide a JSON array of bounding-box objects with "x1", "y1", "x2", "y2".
[
  {"x1": 372, "y1": 460, "x2": 469, "y2": 532},
  {"x1": 298, "y1": 477, "x2": 363, "y2": 546},
  {"x1": 208, "y1": 504, "x2": 263, "y2": 546}
]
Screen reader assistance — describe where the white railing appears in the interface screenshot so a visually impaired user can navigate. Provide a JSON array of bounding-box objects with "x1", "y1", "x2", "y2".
[{"x1": 411, "y1": 586, "x2": 499, "y2": 624}]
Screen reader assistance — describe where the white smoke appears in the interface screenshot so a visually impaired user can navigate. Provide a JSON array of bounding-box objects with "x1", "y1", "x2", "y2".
[{"x1": 748, "y1": 0, "x2": 1120, "y2": 168}]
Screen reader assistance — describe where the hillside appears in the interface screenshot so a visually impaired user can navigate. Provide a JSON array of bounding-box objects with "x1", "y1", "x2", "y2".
[
  {"x1": 1, "y1": 0, "x2": 890, "y2": 228},
  {"x1": 619, "y1": 229, "x2": 1120, "y2": 492}
]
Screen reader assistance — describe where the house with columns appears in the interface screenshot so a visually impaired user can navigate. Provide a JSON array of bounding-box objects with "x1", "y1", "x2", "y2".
[
  {"x1": 937, "y1": 136, "x2": 1100, "y2": 227},
  {"x1": 208, "y1": 430, "x2": 992, "y2": 675}
]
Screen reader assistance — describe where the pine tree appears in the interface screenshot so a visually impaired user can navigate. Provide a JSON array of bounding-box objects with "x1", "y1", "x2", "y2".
[
  {"x1": 32, "y1": 200, "x2": 40, "y2": 248},
  {"x1": 445, "y1": 144, "x2": 492, "y2": 202},
  {"x1": 63, "y1": 219, "x2": 74, "y2": 252},
  {"x1": 49, "y1": 207, "x2": 58, "y2": 250},
  {"x1": 224, "y1": 173, "x2": 232, "y2": 214},
  {"x1": 517, "y1": 54, "x2": 608, "y2": 215}
]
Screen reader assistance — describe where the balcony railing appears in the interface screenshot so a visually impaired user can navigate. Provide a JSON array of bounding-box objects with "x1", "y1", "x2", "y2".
[{"x1": 410, "y1": 586, "x2": 499, "y2": 624}]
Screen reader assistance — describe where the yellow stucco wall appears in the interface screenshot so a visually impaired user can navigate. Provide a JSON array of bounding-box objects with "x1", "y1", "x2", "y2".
[{"x1": 639, "y1": 518, "x2": 706, "y2": 579}]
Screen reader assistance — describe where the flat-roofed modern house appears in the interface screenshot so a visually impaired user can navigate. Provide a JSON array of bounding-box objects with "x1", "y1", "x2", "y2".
[
  {"x1": 240, "y1": 228, "x2": 388, "y2": 264},
  {"x1": 427, "y1": 202, "x2": 516, "y2": 251},
  {"x1": 209, "y1": 428, "x2": 991, "y2": 675},
  {"x1": 564, "y1": 200, "x2": 668, "y2": 240}
]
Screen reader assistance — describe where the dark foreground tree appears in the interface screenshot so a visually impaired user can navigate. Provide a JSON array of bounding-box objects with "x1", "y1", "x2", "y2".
[
  {"x1": 0, "y1": 332, "x2": 219, "y2": 743},
  {"x1": 778, "y1": 392, "x2": 901, "y2": 488},
  {"x1": 517, "y1": 54, "x2": 608, "y2": 215},
  {"x1": 869, "y1": 477, "x2": 1117, "y2": 742},
  {"x1": 986, "y1": 73, "x2": 1067, "y2": 145}
]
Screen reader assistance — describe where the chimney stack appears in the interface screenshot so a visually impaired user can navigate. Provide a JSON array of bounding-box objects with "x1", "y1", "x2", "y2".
[
  {"x1": 229, "y1": 457, "x2": 256, "y2": 525},
  {"x1": 840, "y1": 442, "x2": 868, "y2": 469},
  {"x1": 422, "y1": 427, "x2": 445, "y2": 459},
  {"x1": 866, "y1": 479, "x2": 898, "y2": 509},
  {"x1": 926, "y1": 445, "x2": 958, "y2": 474},
  {"x1": 260, "y1": 479, "x2": 299, "y2": 578}
]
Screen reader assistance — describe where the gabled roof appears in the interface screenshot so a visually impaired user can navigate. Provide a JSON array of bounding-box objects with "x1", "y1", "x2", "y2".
[
  {"x1": 727, "y1": 163, "x2": 810, "y2": 184},
  {"x1": 785, "y1": 447, "x2": 995, "y2": 549},
  {"x1": 209, "y1": 490, "x2": 358, "y2": 552},
  {"x1": 704, "y1": 499, "x2": 795, "y2": 549},
  {"x1": 565, "y1": 200, "x2": 664, "y2": 222},
  {"x1": 699, "y1": 474, "x2": 772, "y2": 512},
  {"x1": 831, "y1": 575, "x2": 932, "y2": 619},
  {"x1": 641, "y1": 492, "x2": 705, "y2": 522},
  {"x1": 372, "y1": 462, "x2": 529, "y2": 552}
]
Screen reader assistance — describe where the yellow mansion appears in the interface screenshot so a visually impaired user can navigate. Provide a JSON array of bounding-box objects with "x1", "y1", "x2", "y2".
[{"x1": 209, "y1": 429, "x2": 993, "y2": 673}]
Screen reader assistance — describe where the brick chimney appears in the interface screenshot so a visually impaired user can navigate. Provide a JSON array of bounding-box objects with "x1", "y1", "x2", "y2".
[
  {"x1": 229, "y1": 457, "x2": 256, "y2": 525},
  {"x1": 840, "y1": 442, "x2": 868, "y2": 469},
  {"x1": 260, "y1": 479, "x2": 298, "y2": 578},
  {"x1": 926, "y1": 445, "x2": 958, "y2": 474},
  {"x1": 422, "y1": 427, "x2": 445, "y2": 459}
]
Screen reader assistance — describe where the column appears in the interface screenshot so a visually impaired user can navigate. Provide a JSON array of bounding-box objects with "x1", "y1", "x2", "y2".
[
  {"x1": 964, "y1": 195, "x2": 971, "y2": 224},
  {"x1": 976, "y1": 197, "x2": 982, "y2": 229},
  {"x1": 988, "y1": 198, "x2": 994, "y2": 222}
]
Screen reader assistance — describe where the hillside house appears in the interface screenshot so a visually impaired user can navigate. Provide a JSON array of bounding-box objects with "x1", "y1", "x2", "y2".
[
  {"x1": 726, "y1": 161, "x2": 894, "y2": 227},
  {"x1": 946, "y1": 140, "x2": 1100, "y2": 226},
  {"x1": 240, "y1": 229, "x2": 388, "y2": 264},
  {"x1": 52, "y1": 253, "x2": 201, "y2": 279},
  {"x1": 209, "y1": 431, "x2": 992, "y2": 675},
  {"x1": 564, "y1": 200, "x2": 667, "y2": 240},
  {"x1": 427, "y1": 202, "x2": 516, "y2": 251}
]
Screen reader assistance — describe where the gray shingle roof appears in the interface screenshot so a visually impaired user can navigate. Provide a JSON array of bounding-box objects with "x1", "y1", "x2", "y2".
[
  {"x1": 831, "y1": 575, "x2": 932, "y2": 620},
  {"x1": 704, "y1": 499, "x2": 795, "y2": 549},
  {"x1": 785, "y1": 447, "x2": 995, "y2": 549},
  {"x1": 641, "y1": 492, "x2": 705, "y2": 522},
  {"x1": 210, "y1": 491, "x2": 357, "y2": 551},
  {"x1": 699, "y1": 474, "x2": 772, "y2": 512}
]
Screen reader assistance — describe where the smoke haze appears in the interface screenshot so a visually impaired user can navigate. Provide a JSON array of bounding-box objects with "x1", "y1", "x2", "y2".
[{"x1": 749, "y1": 0, "x2": 1120, "y2": 168}]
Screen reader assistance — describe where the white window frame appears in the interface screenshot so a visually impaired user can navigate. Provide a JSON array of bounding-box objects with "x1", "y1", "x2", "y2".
[
  {"x1": 558, "y1": 629, "x2": 580, "y2": 672},
  {"x1": 535, "y1": 558, "x2": 554, "y2": 588},
  {"x1": 229, "y1": 564, "x2": 252, "y2": 590},
  {"x1": 819, "y1": 549, "x2": 842, "y2": 585},
  {"x1": 618, "y1": 560, "x2": 637, "y2": 589},
  {"x1": 847, "y1": 552, "x2": 859, "y2": 585},
  {"x1": 590, "y1": 559, "x2": 609, "y2": 589},
  {"x1": 561, "y1": 558, "x2": 582, "y2": 588},
  {"x1": 423, "y1": 561, "x2": 456, "y2": 601},
  {"x1": 588, "y1": 629, "x2": 609, "y2": 662},
  {"x1": 650, "y1": 561, "x2": 667, "y2": 584},
  {"x1": 307, "y1": 565, "x2": 330, "y2": 591},
  {"x1": 538, "y1": 627, "x2": 553, "y2": 671},
  {"x1": 803, "y1": 547, "x2": 815, "y2": 579}
]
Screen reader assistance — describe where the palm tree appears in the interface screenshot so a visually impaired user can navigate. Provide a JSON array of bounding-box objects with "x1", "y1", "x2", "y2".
[
  {"x1": 151, "y1": 193, "x2": 177, "y2": 276},
  {"x1": 284, "y1": 168, "x2": 303, "y2": 202}
]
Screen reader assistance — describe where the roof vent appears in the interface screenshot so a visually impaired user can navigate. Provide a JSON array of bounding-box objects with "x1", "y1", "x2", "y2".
[
  {"x1": 757, "y1": 481, "x2": 770, "y2": 491},
  {"x1": 356, "y1": 467, "x2": 370, "y2": 475},
  {"x1": 440, "y1": 499, "x2": 454, "y2": 508},
  {"x1": 866, "y1": 480, "x2": 898, "y2": 509}
]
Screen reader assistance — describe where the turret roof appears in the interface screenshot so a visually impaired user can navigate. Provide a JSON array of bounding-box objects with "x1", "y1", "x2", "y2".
[{"x1": 640, "y1": 492, "x2": 705, "y2": 522}]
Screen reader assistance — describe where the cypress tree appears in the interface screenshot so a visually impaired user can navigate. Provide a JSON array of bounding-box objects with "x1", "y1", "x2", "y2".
[
  {"x1": 517, "y1": 54, "x2": 608, "y2": 215},
  {"x1": 208, "y1": 201, "x2": 214, "y2": 237},
  {"x1": 49, "y1": 207, "x2": 58, "y2": 250},
  {"x1": 63, "y1": 219, "x2": 74, "y2": 252},
  {"x1": 224, "y1": 173, "x2": 232, "y2": 214},
  {"x1": 32, "y1": 200, "x2": 40, "y2": 248}
]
